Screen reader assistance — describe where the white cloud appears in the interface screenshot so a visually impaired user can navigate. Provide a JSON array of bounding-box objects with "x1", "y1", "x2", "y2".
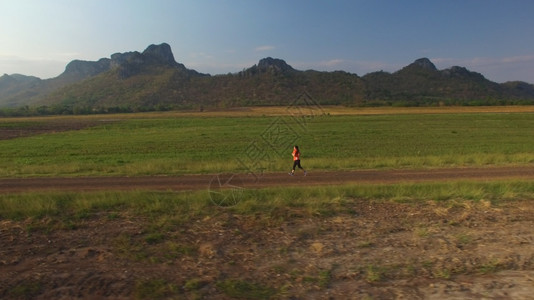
[
  {"x1": 319, "y1": 59, "x2": 344, "y2": 68},
  {"x1": 500, "y1": 55, "x2": 534, "y2": 64},
  {"x1": 255, "y1": 45, "x2": 275, "y2": 52}
]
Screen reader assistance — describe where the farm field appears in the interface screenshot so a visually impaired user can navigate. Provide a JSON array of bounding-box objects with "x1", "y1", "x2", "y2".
[
  {"x1": 1, "y1": 106, "x2": 534, "y2": 299},
  {"x1": 1, "y1": 106, "x2": 534, "y2": 177}
]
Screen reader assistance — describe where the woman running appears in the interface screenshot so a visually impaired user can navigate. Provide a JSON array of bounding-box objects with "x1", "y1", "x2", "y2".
[{"x1": 290, "y1": 145, "x2": 307, "y2": 176}]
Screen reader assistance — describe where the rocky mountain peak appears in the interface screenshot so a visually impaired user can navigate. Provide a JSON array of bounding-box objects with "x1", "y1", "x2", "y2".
[
  {"x1": 257, "y1": 57, "x2": 294, "y2": 72},
  {"x1": 62, "y1": 58, "x2": 111, "y2": 80},
  {"x1": 109, "y1": 43, "x2": 177, "y2": 68},
  {"x1": 108, "y1": 43, "x2": 186, "y2": 78},
  {"x1": 241, "y1": 57, "x2": 295, "y2": 76},
  {"x1": 411, "y1": 58, "x2": 437, "y2": 71},
  {"x1": 110, "y1": 51, "x2": 143, "y2": 68},
  {"x1": 142, "y1": 43, "x2": 177, "y2": 66}
]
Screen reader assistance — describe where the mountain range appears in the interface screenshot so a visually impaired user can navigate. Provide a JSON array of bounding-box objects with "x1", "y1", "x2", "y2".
[{"x1": 1, "y1": 43, "x2": 534, "y2": 114}]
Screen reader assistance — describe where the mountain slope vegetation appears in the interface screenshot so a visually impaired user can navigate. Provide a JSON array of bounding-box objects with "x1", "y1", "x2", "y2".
[{"x1": 1, "y1": 43, "x2": 533, "y2": 115}]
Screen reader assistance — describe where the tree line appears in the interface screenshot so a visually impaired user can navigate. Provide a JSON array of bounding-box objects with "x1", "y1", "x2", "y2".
[{"x1": 1, "y1": 98, "x2": 533, "y2": 118}]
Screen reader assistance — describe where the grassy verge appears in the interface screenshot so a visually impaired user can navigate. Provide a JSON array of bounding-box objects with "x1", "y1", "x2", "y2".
[{"x1": 1, "y1": 180, "x2": 533, "y2": 223}]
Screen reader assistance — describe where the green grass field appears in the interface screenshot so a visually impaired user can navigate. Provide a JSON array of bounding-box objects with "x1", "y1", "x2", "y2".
[{"x1": 1, "y1": 111, "x2": 534, "y2": 177}]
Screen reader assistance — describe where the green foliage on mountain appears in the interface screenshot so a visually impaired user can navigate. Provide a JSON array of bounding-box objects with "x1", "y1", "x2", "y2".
[
  {"x1": 362, "y1": 58, "x2": 512, "y2": 106},
  {"x1": 187, "y1": 69, "x2": 365, "y2": 108},
  {"x1": 1, "y1": 44, "x2": 534, "y2": 115},
  {"x1": 44, "y1": 67, "x2": 194, "y2": 112},
  {"x1": 41, "y1": 55, "x2": 366, "y2": 112}
]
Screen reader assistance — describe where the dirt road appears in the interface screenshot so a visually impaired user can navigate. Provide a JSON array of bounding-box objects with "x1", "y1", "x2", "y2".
[{"x1": 1, "y1": 165, "x2": 533, "y2": 193}]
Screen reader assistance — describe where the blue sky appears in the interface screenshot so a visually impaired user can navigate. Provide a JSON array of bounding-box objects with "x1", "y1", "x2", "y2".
[{"x1": 1, "y1": 0, "x2": 533, "y2": 83}]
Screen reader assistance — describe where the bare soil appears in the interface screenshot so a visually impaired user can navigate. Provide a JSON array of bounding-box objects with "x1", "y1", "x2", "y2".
[
  {"x1": 0, "y1": 118, "x2": 103, "y2": 141},
  {"x1": 1, "y1": 169, "x2": 534, "y2": 299}
]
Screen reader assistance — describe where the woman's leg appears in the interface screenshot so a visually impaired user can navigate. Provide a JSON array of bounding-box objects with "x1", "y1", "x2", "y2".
[
  {"x1": 297, "y1": 160, "x2": 307, "y2": 175},
  {"x1": 291, "y1": 160, "x2": 298, "y2": 173}
]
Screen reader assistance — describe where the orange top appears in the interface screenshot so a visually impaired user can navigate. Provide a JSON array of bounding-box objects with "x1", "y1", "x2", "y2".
[{"x1": 292, "y1": 148, "x2": 300, "y2": 161}]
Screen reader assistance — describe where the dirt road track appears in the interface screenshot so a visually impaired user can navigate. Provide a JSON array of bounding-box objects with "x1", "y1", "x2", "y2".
[{"x1": 1, "y1": 166, "x2": 533, "y2": 193}]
